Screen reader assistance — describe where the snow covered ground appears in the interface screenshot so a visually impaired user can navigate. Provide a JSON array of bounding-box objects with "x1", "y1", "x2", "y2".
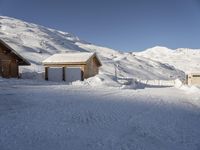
[{"x1": 0, "y1": 78, "x2": 200, "y2": 150}]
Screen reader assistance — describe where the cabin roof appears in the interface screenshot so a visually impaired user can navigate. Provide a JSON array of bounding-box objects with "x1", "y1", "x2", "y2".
[
  {"x1": 42, "y1": 52, "x2": 102, "y2": 66},
  {"x1": 0, "y1": 39, "x2": 30, "y2": 66},
  {"x1": 187, "y1": 73, "x2": 200, "y2": 75}
]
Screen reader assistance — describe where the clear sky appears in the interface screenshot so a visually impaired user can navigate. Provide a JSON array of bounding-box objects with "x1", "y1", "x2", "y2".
[{"x1": 0, "y1": 0, "x2": 200, "y2": 51}]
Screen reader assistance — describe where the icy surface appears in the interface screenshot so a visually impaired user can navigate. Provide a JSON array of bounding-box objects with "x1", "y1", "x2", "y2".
[{"x1": 0, "y1": 79, "x2": 200, "y2": 150}]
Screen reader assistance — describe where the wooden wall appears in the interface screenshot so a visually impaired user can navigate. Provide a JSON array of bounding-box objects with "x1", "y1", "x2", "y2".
[
  {"x1": 187, "y1": 74, "x2": 200, "y2": 85},
  {"x1": 85, "y1": 56, "x2": 99, "y2": 78},
  {"x1": 44, "y1": 56, "x2": 100, "y2": 80},
  {"x1": 0, "y1": 44, "x2": 19, "y2": 78}
]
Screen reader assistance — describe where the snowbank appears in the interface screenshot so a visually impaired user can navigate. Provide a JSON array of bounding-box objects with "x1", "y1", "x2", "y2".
[
  {"x1": 174, "y1": 79, "x2": 200, "y2": 93},
  {"x1": 179, "y1": 85, "x2": 200, "y2": 93},
  {"x1": 72, "y1": 74, "x2": 121, "y2": 87},
  {"x1": 120, "y1": 79, "x2": 146, "y2": 90},
  {"x1": 174, "y1": 79, "x2": 183, "y2": 88}
]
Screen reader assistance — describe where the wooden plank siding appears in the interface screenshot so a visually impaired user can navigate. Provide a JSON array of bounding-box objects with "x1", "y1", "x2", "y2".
[
  {"x1": 43, "y1": 56, "x2": 101, "y2": 81},
  {"x1": 187, "y1": 73, "x2": 200, "y2": 86},
  {"x1": 44, "y1": 64, "x2": 86, "y2": 80},
  {"x1": 0, "y1": 39, "x2": 30, "y2": 78},
  {"x1": 43, "y1": 53, "x2": 102, "y2": 81},
  {"x1": 85, "y1": 56, "x2": 99, "y2": 78},
  {"x1": 0, "y1": 44, "x2": 18, "y2": 78}
]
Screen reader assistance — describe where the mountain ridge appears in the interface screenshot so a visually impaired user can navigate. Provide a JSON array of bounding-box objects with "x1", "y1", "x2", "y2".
[
  {"x1": 135, "y1": 46, "x2": 200, "y2": 73},
  {"x1": 1, "y1": 16, "x2": 197, "y2": 81}
]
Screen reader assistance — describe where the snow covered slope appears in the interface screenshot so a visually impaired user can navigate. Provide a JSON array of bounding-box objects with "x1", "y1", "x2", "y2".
[
  {"x1": 0, "y1": 16, "x2": 184, "y2": 80},
  {"x1": 135, "y1": 46, "x2": 200, "y2": 74}
]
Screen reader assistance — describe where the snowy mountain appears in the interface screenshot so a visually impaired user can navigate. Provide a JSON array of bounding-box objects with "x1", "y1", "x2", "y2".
[
  {"x1": 0, "y1": 16, "x2": 187, "y2": 81},
  {"x1": 135, "y1": 46, "x2": 200, "y2": 74}
]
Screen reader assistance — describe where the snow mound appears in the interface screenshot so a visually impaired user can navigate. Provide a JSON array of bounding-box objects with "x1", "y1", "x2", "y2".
[
  {"x1": 174, "y1": 79, "x2": 200, "y2": 93},
  {"x1": 72, "y1": 74, "x2": 121, "y2": 87},
  {"x1": 174, "y1": 79, "x2": 183, "y2": 88},
  {"x1": 180, "y1": 85, "x2": 200, "y2": 93},
  {"x1": 120, "y1": 80, "x2": 145, "y2": 90}
]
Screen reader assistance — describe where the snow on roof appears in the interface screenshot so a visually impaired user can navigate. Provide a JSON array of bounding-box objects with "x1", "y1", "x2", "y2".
[
  {"x1": 0, "y1": 39, "x2": 30, "y2": 65},
  {"x1": 43, "y1": 52, "x2": 97, "y2": 64}
]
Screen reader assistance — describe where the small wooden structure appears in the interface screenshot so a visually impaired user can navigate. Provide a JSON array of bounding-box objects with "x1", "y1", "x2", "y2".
[
  {"x1": 186, "y1": 73, "x2": 200, "y2": 86},
  {"x1": 42, "y1": 52, "x2": 102, "y2": 82},
  {"x1": 0, "y1": 39, "x2": 30, "y2": 78}
]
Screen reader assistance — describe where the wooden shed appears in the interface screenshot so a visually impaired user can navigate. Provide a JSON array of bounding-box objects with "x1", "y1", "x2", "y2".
[
  {"x1": 42, "y1": 52, "x2": 102, "y2": 82},
  {"x1": 186, "y1": 73, "x2": 200, "y2": 86},
  {"x1": 0, "y1": 39, "x2": 30, "y2": 78}
]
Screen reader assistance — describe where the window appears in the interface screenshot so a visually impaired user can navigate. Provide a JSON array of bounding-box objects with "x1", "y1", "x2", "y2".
[{"x1": 192, "y1": 75, "x2": 200, "y2": 77}]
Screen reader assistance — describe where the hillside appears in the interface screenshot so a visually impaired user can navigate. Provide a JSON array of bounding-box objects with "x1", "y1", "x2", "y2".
[
  {"x1": 135, "y1": 46, "x2": 200, "y2": 74},
  {"x1": 0, "y1": 16, "x2": 186, "y2": 81}
]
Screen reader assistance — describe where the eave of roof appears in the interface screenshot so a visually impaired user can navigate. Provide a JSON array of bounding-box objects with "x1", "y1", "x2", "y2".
[
  {"x1": 92, "y1": 53, "x2": 102, "y2": 66},
  {"x1": 0, "y1": 39, "x2": 30, "y2": 66},
  {"x1": 42, "y1": 52, "x2": 102, "y2": 67},
  {"x1": 43, "y1": 62, "x2": 87, "y2": 65}
]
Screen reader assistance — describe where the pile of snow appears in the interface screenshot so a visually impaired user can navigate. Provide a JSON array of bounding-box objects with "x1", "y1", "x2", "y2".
[
  {"x1": 180, "y1": 85, "x2": 200, "y2": 93},
  {"x1": 174, "y1": 79, "x2": 183, "y2": 88},
  {"x1": 174, "y1": 79, "x2": 200, "y2": 93},
  {"x1": 72, "y1": 74, "x2": 121, "y2": 87},
  {"x1": 120, "y1": 80, "x2": 145, "y2": 89}
]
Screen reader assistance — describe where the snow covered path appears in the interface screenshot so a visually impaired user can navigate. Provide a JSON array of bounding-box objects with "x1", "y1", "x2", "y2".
[{"x1": 0, "y1": 79, "x2": 200, "y2": 150}]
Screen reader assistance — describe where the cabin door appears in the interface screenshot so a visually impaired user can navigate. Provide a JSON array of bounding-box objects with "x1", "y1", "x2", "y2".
[
  {"x1": 0, "y1": 61, "x2": 2, "y2": 77},
  {"x1": 65, "y1": 67, "x2": 82, "y2": 82},
  {"x1": 48, "y1": 67, "x2": 63, "y2": 82},
  {"x1": 0, "y1": 60, "x2": 11, "y2": 78}
]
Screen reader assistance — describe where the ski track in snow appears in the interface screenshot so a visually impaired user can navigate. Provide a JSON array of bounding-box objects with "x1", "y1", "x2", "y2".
[{"x1": 0, "y1": 79, "x2": 200, "y2": 150}]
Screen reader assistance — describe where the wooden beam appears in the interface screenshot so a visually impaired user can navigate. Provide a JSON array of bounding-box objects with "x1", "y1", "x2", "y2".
[
  {"x1": 45, "y1": 67, "x2": 48, "y2": 80},
  {"x1": 63, "y1": 67, "x2": 65, "y2": 81}
]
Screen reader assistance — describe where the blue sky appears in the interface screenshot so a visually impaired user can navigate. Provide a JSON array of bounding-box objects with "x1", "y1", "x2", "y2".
[{"x1": 0, "y1": 0, "x2": 200, "y2": 51}]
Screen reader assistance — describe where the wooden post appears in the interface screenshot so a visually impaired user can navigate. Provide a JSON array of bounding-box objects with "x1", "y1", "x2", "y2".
[
  {"x1": 63, "y1": 67, "x2": 65, "y2": 81},
  {"x1": 81, "y1": 71, "x2": 84, "y2": 81},
  {"x1": 45, "y1": 67, "x2": 48, "y2": 80},
  {"x1": 17, "y1": 64, "x2": 19, "y2": 78},
  {"x1": 8, "y1": 61, "x2": 11, "y2": 78}
]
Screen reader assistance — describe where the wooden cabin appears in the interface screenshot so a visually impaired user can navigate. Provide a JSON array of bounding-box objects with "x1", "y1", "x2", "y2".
[
  {"x1": 186, "y1": 73, "x2": 200, "y2": 86},
  {"x1": 0, "y1": 39, "x2": 30, "y2": 78},
  {"x1": 42, "y1": 52, "x2": 102, "y2": 82}
]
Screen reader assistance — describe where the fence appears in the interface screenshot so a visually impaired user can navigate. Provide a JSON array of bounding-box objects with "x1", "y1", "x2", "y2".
[
  {"x1": 139, "y1": 79, "x2": 176, "y2": 87},
  {"x1": 117, "y1": 77, "x2": 176, "y2": 87}
]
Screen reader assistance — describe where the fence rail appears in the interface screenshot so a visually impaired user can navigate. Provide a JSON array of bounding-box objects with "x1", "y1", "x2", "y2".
[{"x1": 117, "y1": 77, "x2": 176, "y2": 87}]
